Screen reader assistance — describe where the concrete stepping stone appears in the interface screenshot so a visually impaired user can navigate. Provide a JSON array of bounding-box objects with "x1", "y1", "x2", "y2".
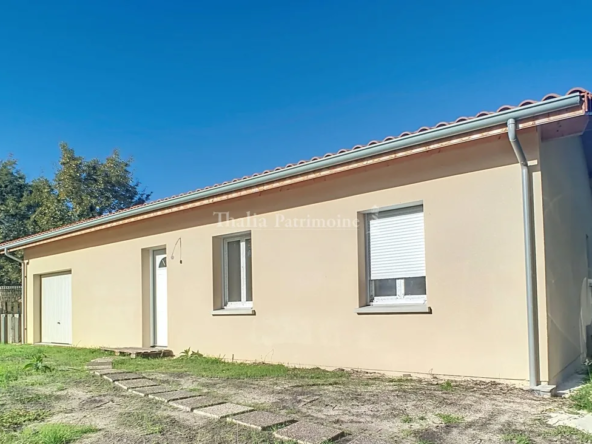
[
  {"x1": 194, "y1": 403, "x2": 253, "y2": 419},
  {"x1": 229, "y1": 411, "x2": 296, "y2": 431},
  {"x1": 349, "y1": 437, "x2": 390, "y2": 444},
  {"x1": 129, "y1": 385, "x2": 173, "y2": 396},
  {"x1": 103, "y1": 372, "x2": 143, "y2": 382},
  {"x1": 92, "y1": 368, "x2": 125, "y2": 375},
  {"x1": 149, "y1": 390, "x2": 197, "y2": 402},
  {"x1": 87, "y1": 365, "x2": 111, "y2": 371},
  {"x1": 86, "y1": 362, "x2": 112, "y2": 369},
  {"x1": 169, "y1": 396, "x2": 224, "y2": 411},
  {"x1": 114, "y1": 378, "x2": 158, "y2": 389},
  {"x1": 273, "y1": 421, "x2": 345, "y2": 444},
  {"x1": 88, "y1": 358, "x2": 113, "y2": 366}
]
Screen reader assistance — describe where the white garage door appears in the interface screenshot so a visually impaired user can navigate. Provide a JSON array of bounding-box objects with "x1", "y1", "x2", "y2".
[{"x1": 41, "y1": 273, "x2": 72, "y2": 344}]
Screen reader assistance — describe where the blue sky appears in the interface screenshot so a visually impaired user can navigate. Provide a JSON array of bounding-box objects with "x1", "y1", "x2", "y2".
[{"x1": 0, "y1": 0, "x2": 590, "y2": 200}]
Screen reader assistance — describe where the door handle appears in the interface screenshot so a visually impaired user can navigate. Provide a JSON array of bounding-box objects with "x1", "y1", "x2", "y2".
[{"x1": 57, "y1": 322, "x2": 61, "y2": 325}]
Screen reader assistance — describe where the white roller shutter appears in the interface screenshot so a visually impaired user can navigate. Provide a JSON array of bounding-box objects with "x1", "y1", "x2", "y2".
[{"x1": 369, "y1": 206, "x2": 425, "y2": 280}]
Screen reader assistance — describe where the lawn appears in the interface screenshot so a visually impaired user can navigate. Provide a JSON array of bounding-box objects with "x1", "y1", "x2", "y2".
[
  {"x1": 114, "y1": 352, "x2": 351, "y2": 380},
  {"x1": 0, "y1": 344, "x2": 107, "y2": 387},
  {"x1": 2, "y1": 344, "x2": 592, "y2": 444},
  {"x1": 0, "y1": 344, "x2": 109, "y2": 444}
]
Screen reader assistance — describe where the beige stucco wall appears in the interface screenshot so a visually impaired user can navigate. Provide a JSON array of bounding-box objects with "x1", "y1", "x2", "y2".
[
  {"x1": 540, "y1": 135, "x2": 592, "y2": 384},
  {"x1": 24, "y1": 132, "x2": 546, "y2": 382}
]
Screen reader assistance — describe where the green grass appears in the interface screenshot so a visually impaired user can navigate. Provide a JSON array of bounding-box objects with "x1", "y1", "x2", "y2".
[
  {"x1": 439, "y1": 380, "x2": 454, "y2": 391},
  {"x1": 114, "y1": 354, "x2": 350, "y2": 381},
  {"x1": 435, "y1": 413, "x2": 464, "y2": 425},
  {"x1": 118, "y1": 410, "x2": 166, "y2": 436},
  {"x1": 572, "y1": 382, "x2": 592, "y2": 412},
  {"x1": 0, "y1": 424, "x2": 97, "y2": 444},
  {"x1": 0, "y1": 344, "x2": 107, "y2": 388},
  {"x1": 501, "y1": 432, "x2": 532, "y2": 444},
  {"x1": 0, "y1": 410, "x2": 49, "y2": 431},
  {"x1": 545, "y1": 425, "x2": 592, "y2": 443},
  {"x1": 401, "y1": 415, "x2": 413, "y2": 423}
]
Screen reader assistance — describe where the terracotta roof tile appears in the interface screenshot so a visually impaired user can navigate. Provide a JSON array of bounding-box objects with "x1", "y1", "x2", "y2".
[{"x1": 1, "y1": 87, "x2": 590, "y2": 249}]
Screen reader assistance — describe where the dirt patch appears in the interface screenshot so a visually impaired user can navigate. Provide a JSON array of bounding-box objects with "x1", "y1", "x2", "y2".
[
  {"x1": 0, "y1": 369, "x2": 584, "y2": 443},
  {"x1": 140, "y1": 371, "x2": 576, "y2": 443}
]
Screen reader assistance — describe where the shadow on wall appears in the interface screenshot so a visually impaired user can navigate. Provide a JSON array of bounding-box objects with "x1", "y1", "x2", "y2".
[{"x1": 582, "y1": 277, "x2": 592, "y2": 359}]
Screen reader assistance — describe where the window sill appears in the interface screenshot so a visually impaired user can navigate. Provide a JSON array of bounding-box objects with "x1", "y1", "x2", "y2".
[
  {"x1": 356, "y1": 305, "x2": 431, "y2": 315},
  {"x1": 211, "y1": 308, "x2": 256, "y2": 316}
]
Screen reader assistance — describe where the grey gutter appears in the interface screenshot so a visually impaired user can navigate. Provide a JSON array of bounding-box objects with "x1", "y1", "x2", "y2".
[
  {"x1": 0, "y1": 92, "x2": 583, "y2": 251},
  {"x1": 507, "y1": 119, "x2": 539, "y2": 388},
  {"x1": 3, "y1": 248, "x2": 25, "y2": 344}
]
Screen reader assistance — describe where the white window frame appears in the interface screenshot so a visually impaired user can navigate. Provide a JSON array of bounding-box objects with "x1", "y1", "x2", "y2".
[
  {"x1": 365, "y1": 204, "x2": 427, "y2": 307},
  {"x1": 222, "y1": 233, "x2": 252, "y2": 309}
]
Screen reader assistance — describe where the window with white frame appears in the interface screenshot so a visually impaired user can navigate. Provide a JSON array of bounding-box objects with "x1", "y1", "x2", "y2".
[
  {"x1": 223, "y1": 233, "x2": 252, "y2": 309},
  {"x1": 366, "y1": 205, "x2": 426, "y2": 306}
]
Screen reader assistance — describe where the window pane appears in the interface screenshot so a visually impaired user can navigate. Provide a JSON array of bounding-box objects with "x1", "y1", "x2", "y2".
[
  {"x1": 371, "y1": 277, "x2": 426, "y2": 297},
  {"x1": 404, "y1": 276, "x2": 426, "y2": 295},
  {"x1": 245, "y1": 238, "x2": 252, "y2": 302},
  {"x1": 373, "y1": 278, "x2": 398, "y2": 297},
  {"x1": 226, "y1": 240, "x2": 241, "y2": 303}
]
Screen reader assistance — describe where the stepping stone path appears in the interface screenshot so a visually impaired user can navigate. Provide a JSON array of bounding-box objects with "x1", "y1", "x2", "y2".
[
  {"x1": 92, "y1": 368, "x2": 125, "y2": 375},
  {"x1": 229, "y1": 411, "x2": 296, "y2": 431},
  {"x1": 130, "y1": 385, "x2": 173, "y2": 396},
  {"x1": 114, "y1": 378, "x2": 158, "y2": 389},
  {"x1": 149, "y1": 390, "x2": 197, "y2": 402},
  {"x1": 169, "y1": 396, "x2": 223, "y2": 411},
  {"x1": 194, "y1": 402, "x2": 253, "y2": 419},
  {"x1": 273, "y1": 421, "x2": 345, "y2": 444},
  {"x1": 103, "y1": 372, "x2": 143, "y2": 382},
  {"x1": 86, "y1": 357, "x2": 348, "y2": 443}
]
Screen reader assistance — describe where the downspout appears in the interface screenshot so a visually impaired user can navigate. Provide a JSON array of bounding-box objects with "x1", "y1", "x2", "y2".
[
  {"x1": 3, "y1": 248, "x2": 25, "y2": 344},
  {"x1": 507, "y1": 118, "x2": 540, "y2": 388}
]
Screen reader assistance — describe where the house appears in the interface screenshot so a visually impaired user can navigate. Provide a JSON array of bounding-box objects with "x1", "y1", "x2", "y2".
[{"x1": 2, "y1": 88, "x2": 592, "y2": 389}]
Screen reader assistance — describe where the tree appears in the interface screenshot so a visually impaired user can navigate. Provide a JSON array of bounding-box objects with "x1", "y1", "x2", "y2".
[
  {"x1": 0, "y1": 158, "x2": 31, "y2": 285},
  {"x1": 0, "y1": 144, "x2": 151, "y2": 285},
  {"x1": 55, "y1": 143, "x2": 151, "y2": 220},
  {"x1": 24, "y1": 177, "x2": 73, "y2": 234}
]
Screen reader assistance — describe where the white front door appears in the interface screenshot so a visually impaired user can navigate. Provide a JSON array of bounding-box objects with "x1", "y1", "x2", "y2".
[
  {"x1": 153, "y1": 249, "x2": 168, "y2": 347},
  {"x1": 41, "y1": 273, "x2": 72, "y2": 344}
]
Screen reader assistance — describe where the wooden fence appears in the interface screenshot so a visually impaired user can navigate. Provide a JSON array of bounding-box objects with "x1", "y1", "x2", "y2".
[{"x1": 0, "y1": 286, "x2": 22, "y2": 343}]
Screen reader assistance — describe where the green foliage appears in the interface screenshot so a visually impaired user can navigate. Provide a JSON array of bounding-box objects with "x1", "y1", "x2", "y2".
[
  {"x1": 0, "y1": 158, "x2": 30, "y2": 284},
  {"x1": 179, "y1": 348, "x2": 203, "y2": 359},
  {"x1": 55, "y1": 143, "x2": 150, "y2": 220},
  {"x1": 570, "y1": 362, "x2": 592, "y2": 412},
  {"x1": 116, "y1": 353, "x2": 349, "y2": 381},
  {"x1": 401, "y1": 414, "x2": 413, "y2": 423},
  {"x1": 118, "y1": 411, "x2": 165, "y2": 436},
  {"x1": 24, "y1": 178, "x2": 73, "y2": 234},
  {"x1": 179, "y1": 348, "x2": 192, "y2": 359},
  {"x1": 23, "y1": 355, "x2": 53, "y2": 373},
  {"x1": 0, "y1": 409, "x2": 48, "y2": 431},
  {"x1": 0, "y1": 145, "x2": 150, "y2": 285},
  {"x1": 501, "y1": 432, "x2": 532, "y2": 444},
  {"x1": 546, "y1": 425, "x2": 592, "y2": 442},
  {"x1": 439, "y1": 380, "x2": 454, "y2": 391},
  {"x1": 435, "y1": 413, "x2": 464, "y2": 424},
  {"x1": 1, "y1": 423, "x2": 97, "y2": 444},
  {"x1": 0, "y1": 344, "x2": 107, "y2": 389}
]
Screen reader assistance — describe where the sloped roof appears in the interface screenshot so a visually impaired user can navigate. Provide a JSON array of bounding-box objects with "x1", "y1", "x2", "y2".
[{"x1": 1, "y1": 87, "x2": 590, "y2": 250}]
